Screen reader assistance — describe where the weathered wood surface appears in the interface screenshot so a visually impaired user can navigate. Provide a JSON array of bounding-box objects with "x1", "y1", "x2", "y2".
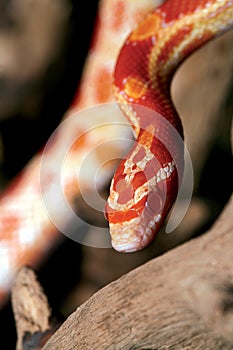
[{"x1": 41, "y1": 193, "x2": 233, "y2": 349}]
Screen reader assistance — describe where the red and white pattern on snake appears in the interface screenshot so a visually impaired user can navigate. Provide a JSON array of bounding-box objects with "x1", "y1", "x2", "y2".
[
  {"x1": 105, "y1": 0, "x2": 233, "y2": 252},
  {"x1": 0, "y1": 0, "x2": 158, "y2": 306}
]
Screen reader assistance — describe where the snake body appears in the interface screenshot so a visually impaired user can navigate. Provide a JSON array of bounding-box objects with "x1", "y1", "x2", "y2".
[
  {"x1": 0, "y1": 0, "x2": 232, "y2": 305},
  {"x1": 105, "y1": 0, "x2": 233, "y2": 252}
]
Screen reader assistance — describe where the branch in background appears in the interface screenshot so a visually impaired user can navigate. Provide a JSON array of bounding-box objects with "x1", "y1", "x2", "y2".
[{"x1": 11, "y1": 267, "x2": 54, "y2": 350}]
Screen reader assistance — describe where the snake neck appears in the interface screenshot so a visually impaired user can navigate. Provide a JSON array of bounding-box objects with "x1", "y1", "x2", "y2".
[{"x1": 114, "y1": 0, "x2": 233, "y2": 136}]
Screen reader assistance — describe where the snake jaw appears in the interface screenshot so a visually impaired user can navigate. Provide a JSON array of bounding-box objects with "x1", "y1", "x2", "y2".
[{"x1": 109, "y1": 213, "x2": 162, "y2": 253}]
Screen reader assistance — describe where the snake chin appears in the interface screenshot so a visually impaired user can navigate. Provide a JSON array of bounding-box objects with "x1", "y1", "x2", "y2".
[
  {"x1": 111, "y1": 236, "x2": 148, "y2": 253},
  {"x1": 112, "y1": 241, "x2": 143, "y2": 253},
  {"x1": 109, "y1": 217, "x2": 157, "y2": 253}
]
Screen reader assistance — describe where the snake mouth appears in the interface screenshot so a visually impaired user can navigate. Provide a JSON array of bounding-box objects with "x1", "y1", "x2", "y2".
[
  {"x1": 109, "y1": 215, "x2": 158, "y2": 252},
  {"x1": 111, "y1": 238, "x2": 145, "y2": 253}
]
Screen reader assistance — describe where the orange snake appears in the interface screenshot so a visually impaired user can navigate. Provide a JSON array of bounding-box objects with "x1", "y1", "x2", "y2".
[
  {"x1": 105, "y1": 0, "x2": 233, "y2": 252},
  {"x1": 0, "y1": 0, "x2": 232, "y2": 305}
]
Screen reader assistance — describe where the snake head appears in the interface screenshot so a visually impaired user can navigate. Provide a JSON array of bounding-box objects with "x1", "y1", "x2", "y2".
[{"x1": 105, "y1": 132, "x2": 178, "y2": 252}]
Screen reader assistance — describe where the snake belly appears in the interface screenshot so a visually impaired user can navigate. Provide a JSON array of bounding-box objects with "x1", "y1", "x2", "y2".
[{"x1": 105, "y1": 0, "x2": 233, "y2": 252}]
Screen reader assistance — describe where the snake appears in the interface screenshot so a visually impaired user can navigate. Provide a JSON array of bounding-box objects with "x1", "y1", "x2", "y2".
[
  {"x1": 0, "y1": 0, "x2": 232, "y2": 305},
  {"x1": 105, "y1": 0, "x2": 233, "y2": 252}
]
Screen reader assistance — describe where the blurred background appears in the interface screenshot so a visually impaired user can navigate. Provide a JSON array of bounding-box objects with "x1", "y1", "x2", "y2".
[{"x1": 0, "y1": 0, "x2": 232, "y2": 348}]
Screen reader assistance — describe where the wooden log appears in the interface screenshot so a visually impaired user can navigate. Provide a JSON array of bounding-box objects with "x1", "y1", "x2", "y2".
[{"x1": 41, "y1": 194, "x2": 233, "y2": 349}]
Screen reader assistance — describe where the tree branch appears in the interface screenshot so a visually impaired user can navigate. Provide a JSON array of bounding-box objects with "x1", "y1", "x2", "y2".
[
  {"x1": 40, "y1": 195, "x2": 233, "y2": 349},
  {"x1": 12, "y1": 267, "x2": 52, "y2": 350}
]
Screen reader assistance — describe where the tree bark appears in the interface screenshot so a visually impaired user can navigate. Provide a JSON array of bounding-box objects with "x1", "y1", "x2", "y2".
[{"x1": 40, "y1": 194, "x2": 233, "y2": 349}]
